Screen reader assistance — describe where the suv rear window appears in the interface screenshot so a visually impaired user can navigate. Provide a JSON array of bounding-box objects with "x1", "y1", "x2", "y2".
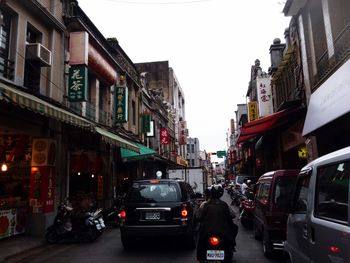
[
  {"x1": 126, "y1": 182, "x2": 180, "y2": 203},
  {"x1": 273, "y1": 176, "x2": 297, "y2": 209}
]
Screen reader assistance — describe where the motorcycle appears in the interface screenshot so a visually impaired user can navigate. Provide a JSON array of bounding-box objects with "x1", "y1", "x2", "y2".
[
  {"x1": 239, "y1": 189, "x2": 255, "y2": 228},
  {"x1": 230, "y1": 189, "x2": 242, "y2": 207},
  {"x1": 197, "y1": 233, "x2": 234, "y2": 263},
  {"x1": 45, "y1": 202, "x2": 106, "y2": 244},
  {"x1": 102, "y1": 194, "x2": 124, "y2": 227}
]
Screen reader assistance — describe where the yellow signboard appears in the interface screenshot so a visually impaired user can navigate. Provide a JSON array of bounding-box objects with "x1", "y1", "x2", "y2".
[{"x1": 248, "y1": 101, "x2": 259, "y2": 122}]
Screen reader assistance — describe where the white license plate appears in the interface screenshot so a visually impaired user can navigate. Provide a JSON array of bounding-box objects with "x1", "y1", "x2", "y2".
[
  {"x1": 207, "y1": 250, "x2": 225, "y2": 260},
  {"x1": 145, "y1": 212, "x2": 161, "y2": 220}
]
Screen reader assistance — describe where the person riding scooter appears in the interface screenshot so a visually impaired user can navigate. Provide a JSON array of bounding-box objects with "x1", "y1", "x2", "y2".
[{"x1": 196, "y1": 184, "x2": 238, "y2": 262}]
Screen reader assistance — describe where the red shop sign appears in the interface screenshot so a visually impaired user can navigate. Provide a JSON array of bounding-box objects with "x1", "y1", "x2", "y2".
[{"x1": 160, "y1": 128, "x2": 169, "y2": 145}]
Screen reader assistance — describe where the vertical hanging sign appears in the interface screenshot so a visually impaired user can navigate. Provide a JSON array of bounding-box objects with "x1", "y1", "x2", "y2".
[
  {"x1": 160, "y1": 128, "x2": 169, "y2": 145},
  {"x1": 179, "y1": 121, "x2": 187, "y2": 145},
  {"x1": 142, "y1": 114, "x2": 151, "y2": 133},
  {"x1": 248, "y1": 101, "x2": 258, "y2": 122},
  {"x1": 115, "y1": 86, "x2": 128, "y2": 123},
  {"x1": 68, "y1": 65, "x2": 88, "y2": 102}
]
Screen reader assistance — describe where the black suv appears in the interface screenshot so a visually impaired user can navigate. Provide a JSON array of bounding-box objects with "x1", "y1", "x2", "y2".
[{"x1": 119, "y1": 179, "x2": 199, "y2": 249}]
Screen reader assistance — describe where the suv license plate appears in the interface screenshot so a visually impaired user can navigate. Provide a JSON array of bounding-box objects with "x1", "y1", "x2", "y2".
[
  {"x1": 207, "y1": 250, "x2": 224, "y2": 260},
  {"x1": 145, "y1": 212, "x2": 161, "y2": 220}
]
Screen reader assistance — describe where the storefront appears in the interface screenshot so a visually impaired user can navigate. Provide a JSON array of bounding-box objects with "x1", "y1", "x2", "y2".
[{"x1": 0, "y1": 133, "x2": 31, "y2": 239}]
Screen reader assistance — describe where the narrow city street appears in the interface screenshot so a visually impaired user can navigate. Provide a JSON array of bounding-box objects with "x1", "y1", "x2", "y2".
[{"x1": 5, "y1": 193, "x2": 287, "y2": 263}]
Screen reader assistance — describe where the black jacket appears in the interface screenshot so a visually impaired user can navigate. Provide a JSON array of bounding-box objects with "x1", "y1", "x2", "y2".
[{"x1": 196, "y1": 198, "x2": 236, "y2": 242}]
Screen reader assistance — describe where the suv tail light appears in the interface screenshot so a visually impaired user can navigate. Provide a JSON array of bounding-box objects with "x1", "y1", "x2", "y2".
[
  {"x1": 119, "y1": 210, "x2": 126, "y2": 220},
  {"x1": 209, "y1": 236, "x2": 220, "y2": 246},
  {"x1": 181, "y1": 208, "x2": 188, "y2": 218}
]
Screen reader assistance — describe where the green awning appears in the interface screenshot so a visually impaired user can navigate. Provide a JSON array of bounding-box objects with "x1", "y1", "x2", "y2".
[
  {"x1": 95, "y1": 127, "x2": 140, "y2": 153},
  {"x1": 121, "y1": 142, "x2": 156, "y2": 160},
  {"x1": 0, "y1": 82, "x2": 93, "y2": 130}
]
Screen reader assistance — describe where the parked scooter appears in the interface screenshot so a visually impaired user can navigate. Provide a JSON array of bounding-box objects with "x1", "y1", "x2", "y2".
[
  {"x1": 45, "y1": 202, "x2": 105, "y2": 244},
  {"x1": 102, "y1": 194, "x2": 125, "y2": 227},
  {"x1": 197, "y1": 233, "x2": 234, "y2": 263},
  {"x1": 239, "y1": 188, "x2": 255, "y2": 228}
]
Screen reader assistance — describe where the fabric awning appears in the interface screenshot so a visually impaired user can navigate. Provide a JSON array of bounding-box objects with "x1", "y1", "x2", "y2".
[
  {"x1": 95, "y1": 127, "x2": 140, "y2": 153},
  {"x1": 237, "y1": 106, "x2": 303, "y2": 144},
  {"x1": 0, "y1": 82, "x2": 93, "y2": 130},
  {"x1": 121, "y1": 142, "x2": 155, "y2": 160}
]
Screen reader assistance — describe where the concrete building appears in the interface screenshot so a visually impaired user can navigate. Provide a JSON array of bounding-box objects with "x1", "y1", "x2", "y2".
[{"x1": 186, "y1": 137, "x2": 201, "y2": 167}]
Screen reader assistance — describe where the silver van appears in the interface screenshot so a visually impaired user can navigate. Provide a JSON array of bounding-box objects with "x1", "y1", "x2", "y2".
[{"x1": 285, "y1": 146, "x2": 350, "y2": 263}]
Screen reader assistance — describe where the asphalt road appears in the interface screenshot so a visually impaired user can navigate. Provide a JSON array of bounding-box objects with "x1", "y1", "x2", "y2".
[{"x1": 5, "y1": 192, "x2": 288, "y2": 263}]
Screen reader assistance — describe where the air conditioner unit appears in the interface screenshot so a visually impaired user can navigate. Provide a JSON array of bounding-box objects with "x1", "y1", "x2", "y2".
[{"x1": 26, "y1": 43, "x2": 52, "y2": 67}]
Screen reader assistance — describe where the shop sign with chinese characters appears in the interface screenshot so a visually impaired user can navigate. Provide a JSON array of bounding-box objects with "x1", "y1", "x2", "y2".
[
  {"x1": 256, "y1": 75, "x2": 273, "y2": 117},
  {"x1": 114, "y1": 86, "x2": 128, "y2": 123},
  {"x1": 179, "y1": 121, "x2": 187, "y2": 145},
  {"x1": 68, "y1": 65, "x2": 88, "y2": 102},
  {"x1": 142, "y1": 114, "x2": 151, "y2": 133},
  {"x1": 160, "y1": 128, "x2": 169, "y2": 145},
  {"x1": 248, "y1": 101, "x2": 258, "y2": 122}
]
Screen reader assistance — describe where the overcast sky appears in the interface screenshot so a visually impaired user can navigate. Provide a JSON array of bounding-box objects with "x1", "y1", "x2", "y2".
[{"x1": 78, "y1": 0, "x2": 290, "y2": 153}]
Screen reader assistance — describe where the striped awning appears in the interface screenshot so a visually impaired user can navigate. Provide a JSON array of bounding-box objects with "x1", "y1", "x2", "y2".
[
  {"x1": 0, "y1": 82, "x2": 93, "y2": 130},
  {"x1": 95, "y1": 127, "x2": 140, "y2": 153}
]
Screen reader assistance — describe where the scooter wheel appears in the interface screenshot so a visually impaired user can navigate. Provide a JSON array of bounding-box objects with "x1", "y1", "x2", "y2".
[
  {"x1": 87, "y1": 227, "x2": 100, "y2": 242},
  {"x1": 45, "y1": 230, "x2": 59, "y2": 244}
]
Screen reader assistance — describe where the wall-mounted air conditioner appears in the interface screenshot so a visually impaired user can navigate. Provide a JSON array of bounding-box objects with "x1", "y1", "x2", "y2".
[{"x1": 26, "y1": 43, "x2": 52, "y2": 67}]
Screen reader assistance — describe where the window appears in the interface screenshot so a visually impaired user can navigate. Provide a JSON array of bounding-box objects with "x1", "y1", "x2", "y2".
[
  {"x1": 24, "y1": 25, "x2": 41, "y2": 92},
  {"x1": 314, "y1": 162, "x2": 350, "y2": 223},
  {"x1": 132, "y1": 100, "x2": 136, "y2": 125},
  {"x1": 0, "y1": 8, "x2": 13, "y2": 79},
  {"x1": 127, "y1": 183, "x2": 179, "y2": 203},
  {"x1": 293, "y1": 172, "x2": 310, "y2": 213},
  {"x1": 273, "y1": 177, "x2": 297, "y2": 209},
  {"x1": 256, "y1": 182, "x2": 270, "y2": 204},
  {"x1": 191, "y1": 144, "x2": 195, "y2": 153}
]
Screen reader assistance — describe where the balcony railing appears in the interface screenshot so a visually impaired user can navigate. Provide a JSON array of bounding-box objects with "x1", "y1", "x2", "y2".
[
  {"x1": 314, "y1": 22, "x2": 350, "y2": 89},
  {"x1": 334, "y1": 22, "x2": 350, "y2": 65},
  {"x1": 70, "y1": 101, "x2": 111, "y2": 125}
]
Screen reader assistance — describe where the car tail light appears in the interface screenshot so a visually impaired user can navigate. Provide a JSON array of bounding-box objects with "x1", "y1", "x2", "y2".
[
  {"x1": 181, "y1": 208, "x2": 188, "y2": 218},
  {"x1": 119, "y1": 210, "x2": 126, "y2": 219},
  {"x1": 329, "y1": 246, "x2": 340, "y2": 253},
  {"x1": 209, "y1": 236, "x2": 220, "y2": 246}
]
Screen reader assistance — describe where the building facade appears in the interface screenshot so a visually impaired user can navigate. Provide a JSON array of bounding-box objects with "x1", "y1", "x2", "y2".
[
  {"x1": 284, "y1": 0, "x2": 350, "y2": 160},
  {"x1": 186, "y1": 137, "x2": 201, "y2": 167}
]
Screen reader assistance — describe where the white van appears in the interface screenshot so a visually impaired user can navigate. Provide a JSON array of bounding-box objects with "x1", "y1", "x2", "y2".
[{"x1": 285, "y1": 146, "x2": 350, "y2": 263}]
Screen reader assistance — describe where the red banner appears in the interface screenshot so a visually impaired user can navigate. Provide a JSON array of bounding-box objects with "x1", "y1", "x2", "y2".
[
  {"x1": 29, "y1": 166, "x2": 55, "y2": 213},
  {"x1": 179, "y1": 121, "x2": 187, "y2": 145},
  {"x1": 160, "y1": 128, "x2": 169, "y2": 145}
]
